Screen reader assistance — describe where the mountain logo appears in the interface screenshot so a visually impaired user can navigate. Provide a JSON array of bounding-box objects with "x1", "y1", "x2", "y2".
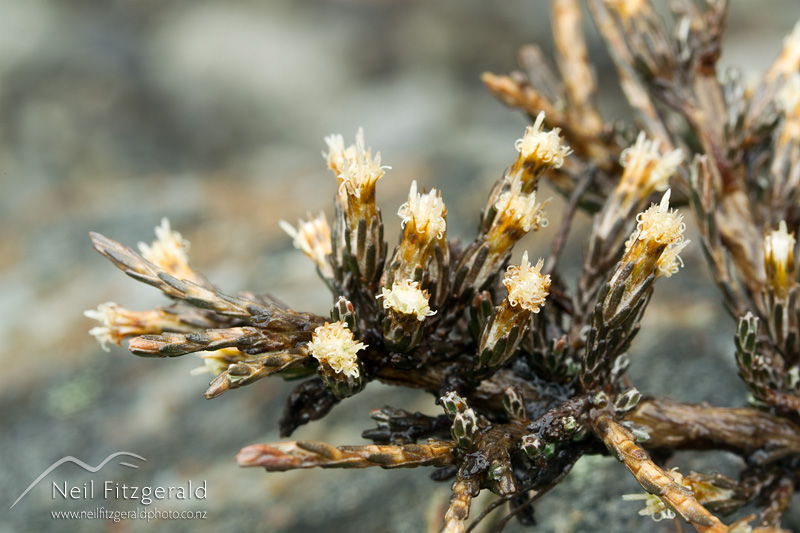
[{"x1": 9, "y1": 452, "x2": 146, "y2": 510}]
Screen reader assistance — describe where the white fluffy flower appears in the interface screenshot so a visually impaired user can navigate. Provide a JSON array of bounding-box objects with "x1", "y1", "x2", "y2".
[
  {"x1": 764, "y1": 220, "x2": 796, "y2": 295},
  {"x1": 378, "y1": 279, "x2": 436, "y2": 321},
  {"x1": 84, "y1": 302, "x2": 120, "y2": 352},
  {"x1": 324, "y1": 128, "x2": 389, "y2": 198},
  {"x1": 514, "y1": 112, "x2": 571, "y2": 169},
  {"x1": 307, "y1": 322, "x2": 366, "y2": 378},
  {"x1": 633, "y1": 190, "x2": 686, "y2": 245},
  {"x1": 624, "y1": 190, "x2": 689, "y2": 279},
  {"x1": 137, "y1": 218, "x2": 199, "y2": 282},
  {"x1": 397, "y1": 180, "x2": 447, "y2": 240},
  {"x1": 503, "y1": 252, "x2": 551, "y2": 312},
  {"x1": 279, "y1": 212, "x2": 333, "y2": 278},
  {"x1": 494, "y1": 180, "x2": 548, "y2": 233},
  {"x1": 619, "y1": 132, "x2": 683, "y2": 194}
]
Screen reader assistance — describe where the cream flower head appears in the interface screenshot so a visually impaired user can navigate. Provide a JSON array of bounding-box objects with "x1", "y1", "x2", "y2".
[
  {"x1": 138, "y1": 218, "x2": 198, "y2": 282},
  {"x1": 307, "y1": 322, "x2": 366, "y2": 378},
  {"x1": 324, "y1": 128, "x2": 388, "y2": 199},
  {"x1": 621, "y1": 492, "x2": 675, "y2": 522},
  {"x1": 279, "y1": 212, "x2": 333, "y2": 278},
  {"x1": 190, "y1": 348, "x2": 247, "y2": 377},
  {"x1": 764, "y1": 220, "x2": 796, "y2": 296},
  {"x1": 503, "y1": 251, "x2": 551, "y2": 312},
  {"x1": 378, "y1": 279, "x2": 436, "y2": 321},
  {"x1": 624, "y1": 190, "x2": 689, "y2": 279},
  {"x1": 323, "y1": 132, "x2": 349, "y2": 174},
  {"x1": 634, "y1": 189, "x2": 685, "y2": 245},
  {"x1": 777, "y1": 21, "x2": 800, "y2": 77},
  {"x1": 494, "y1": 179, "x2": 548, "y2": 233},
  {"x1": 515, "y1": 112, "x2": 571, "y2": 170},
  {"x1": 655, "y1": 239, "x2": 689, "y2": 278},
  {"x1": 84, "y1": 302, "x2": 189, "y2": 352},
  {"x1": 397, "y1": 180, "x2": 447, "y2": 241},
  {"x1": 622, "y1": 468, "x2": 689, "y2": 522},
  {"x1": 777, "y1": 73, "x2": 800, "y2": 116},
  {"x1": 604, "y1": 0, "x2": 647, "y2": 20},
  {"x1": 619, "y1": 132, "x2": 683, "y2": 195},
  {"x1": 84, "y1": 301, "x2": 121, "y2": 352}
]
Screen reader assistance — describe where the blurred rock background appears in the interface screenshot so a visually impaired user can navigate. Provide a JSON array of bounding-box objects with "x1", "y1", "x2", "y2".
[{"x1": 1, "y1": 1, "x2": 799, "y2": 532}]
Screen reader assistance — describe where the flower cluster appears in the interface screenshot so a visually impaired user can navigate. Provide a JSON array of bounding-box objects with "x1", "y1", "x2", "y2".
[{"x1": 86, "y1": 4, "x2": 800, "y2": 531}]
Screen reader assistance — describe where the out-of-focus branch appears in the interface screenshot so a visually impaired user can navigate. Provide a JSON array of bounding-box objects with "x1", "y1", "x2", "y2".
[
  {"x1": 91, "y1": 232, "x2": 272, "y2": 319},
  {"x1": 236, "y1": 439, "x2": 455, "y2": 471},
  {"x1": 550, "y1": 0, "x2": 603, "y2": 135},
  {"x1": 481, "y1": 70, "x2": 618, "y2": 175},
  {"x1": 628, "y1": 398, "x2": 800, "y2": 465},
  {"x1": 585, "y1": 0, "x2": 675, "y2": 152}
]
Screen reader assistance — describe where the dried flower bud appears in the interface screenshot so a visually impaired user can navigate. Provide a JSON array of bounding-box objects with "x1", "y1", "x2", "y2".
[
  {"x1": 339, "y1": 151, "x2": 387, "y2": 201},
  {"x1": 520, "y1": 435, "x2": 545, "y2": 459},
  {"x1": 460, "y1": 184, "x2": 549, "y2": 300},
  {"x1": 441, "y1": 391, "x2": 468, "y2": 418},
  {"x1": 592, "y1": 135, "x2": 682, "y2": 259},
  {"x1": 323, "y1": 132, "x2": 349, "y2": 175},
  {"x1": 279, "y1": 212, "x2": 334, "y2": 279},
  {"x1": 138, "y1": 218, "x2": 201, "y2": 284},
  {"x1": 614, "y1": 388, "x2": 642, "y2": 415},
  {"x1": 84, "y1": 302, "x2": 193, "y2": 351},
  {"x1": 764, "y1": 220, "x2": 796, "y2": 297},
  {"x1": 451, "y1": 408, "x2": 478, "y2": 451},
  {"x1": 501, "y1": 387, "x2": 527, "y2": 422},
  {"x1": 308, "y1": 322, "x2": 366, "y2": 379},
  {"x1": 514, "y1": 112, "x2": 571, "y2": 173},
  {"x1": 635, "y1": 191, "x2": 685, "y2": 243},
  {"x1": 583, "y1": 191, "x2": 688, "y2": 391}
]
